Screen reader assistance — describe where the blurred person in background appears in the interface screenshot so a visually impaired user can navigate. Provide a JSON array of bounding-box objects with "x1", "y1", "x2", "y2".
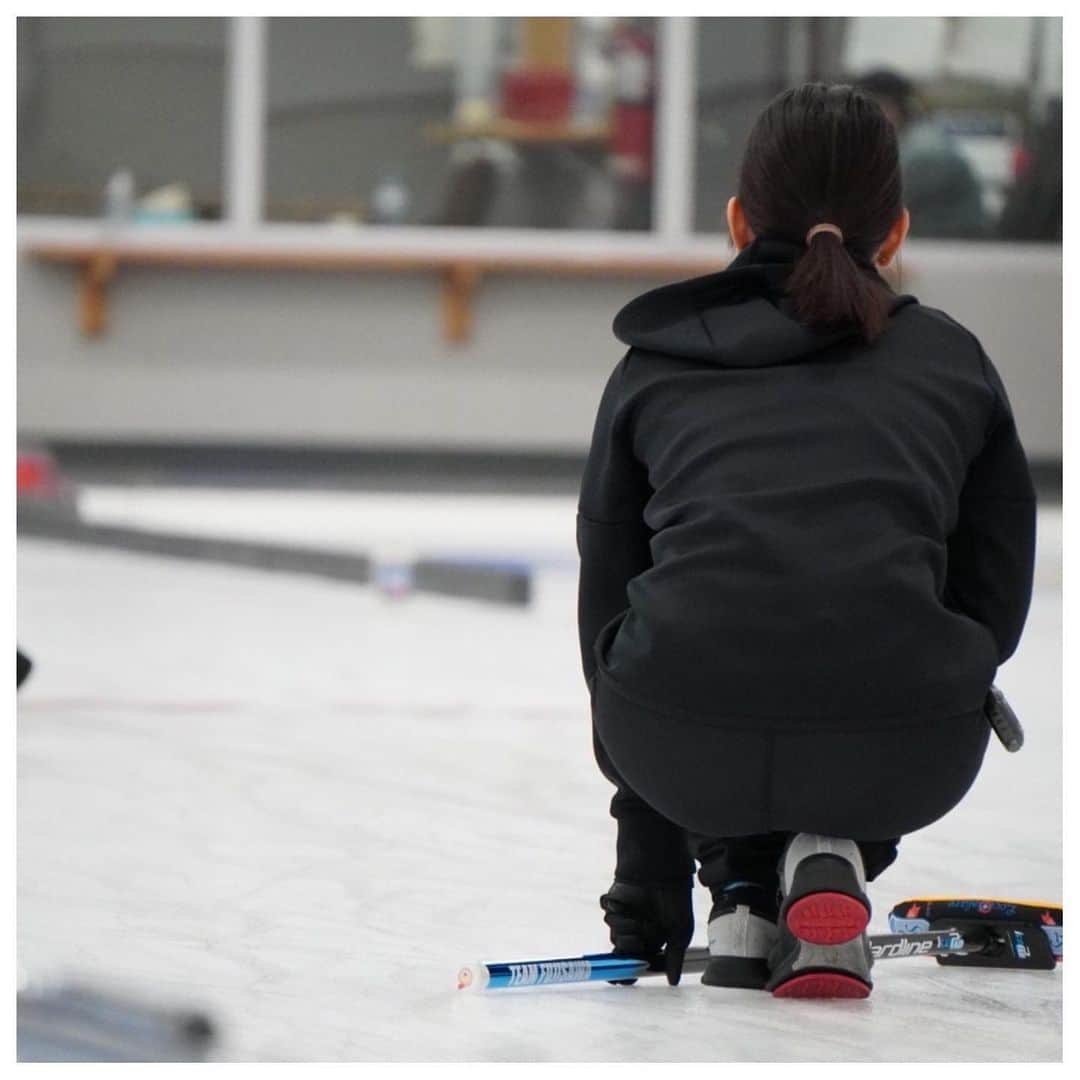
[
  {"x1": 999, "y1": 96, "x2": 1062, "y2": 241},
  {"x1": 577, "y1": 83, "x2": 1034, "y2": 999},
  {"x1": 856, "y1": 68, "x2": 988, "y2": 239}
]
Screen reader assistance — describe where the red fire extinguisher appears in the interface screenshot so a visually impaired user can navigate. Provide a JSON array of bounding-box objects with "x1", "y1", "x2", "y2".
[{"x1": 610, "y1": 23, "x2": 655, "y2": 183}]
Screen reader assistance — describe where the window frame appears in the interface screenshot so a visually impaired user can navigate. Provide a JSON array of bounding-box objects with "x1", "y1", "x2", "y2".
[{"x1": 18, "y1": 16, "x2": 702, "y2": 255}]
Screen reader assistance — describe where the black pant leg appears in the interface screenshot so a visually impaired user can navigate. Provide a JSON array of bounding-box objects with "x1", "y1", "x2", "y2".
[
  {"x1": 593, "y1": 716, "x2": 694, "y2": 883},
  {"x1": 17, "y1": 649, "x2": 32, "y2": 689},
  {"x1": 856, "y1": 838, "x2": 901, "y2": 881},
  {"x1": 692, "y1": 832, "x2": 788, "y2": 904}
]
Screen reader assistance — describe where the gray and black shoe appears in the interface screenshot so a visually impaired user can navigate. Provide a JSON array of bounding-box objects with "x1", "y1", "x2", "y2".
[
  {"x1": 766, "y1": 924, "x2": 874, "y2": 998},
  {"x1": 767, "y1": 834, "x2": 874, "y2": 999},
  {"x1": 701, "y1": 883, "x2": 779, "y2": 990}
]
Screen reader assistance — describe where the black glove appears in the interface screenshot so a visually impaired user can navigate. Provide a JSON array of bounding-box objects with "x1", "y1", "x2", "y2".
[{"x1": 599, "y1": 878, "x2": 694, "y2": 986}]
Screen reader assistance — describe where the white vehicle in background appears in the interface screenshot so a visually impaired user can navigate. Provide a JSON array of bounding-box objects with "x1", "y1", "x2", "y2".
[{"x1": 933, "y1": 108, "x2": 1022, "y2": 223}]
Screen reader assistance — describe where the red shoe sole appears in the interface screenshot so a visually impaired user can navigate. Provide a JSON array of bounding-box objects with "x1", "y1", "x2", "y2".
[
  {"x1": 772, "y1": 972, "x2": 871, "y2": 999},
  {"x1": 785, "y1": 891, "x2": 870, "y2": 945}
]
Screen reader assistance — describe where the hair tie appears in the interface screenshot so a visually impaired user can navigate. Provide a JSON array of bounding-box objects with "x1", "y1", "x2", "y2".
[{"x1": 806, "y1": 223, "x2": 844, "y2": 245}]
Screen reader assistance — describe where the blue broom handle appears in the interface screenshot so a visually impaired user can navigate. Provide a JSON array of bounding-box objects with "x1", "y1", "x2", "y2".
[{"x1": 457, "y1": 948, "x2": 711, "y2": 991}]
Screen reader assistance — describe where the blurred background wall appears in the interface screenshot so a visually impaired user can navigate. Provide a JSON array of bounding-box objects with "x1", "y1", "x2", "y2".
[{"x1": 16, "y1": 16, "x2": 1062, "y2": 464}]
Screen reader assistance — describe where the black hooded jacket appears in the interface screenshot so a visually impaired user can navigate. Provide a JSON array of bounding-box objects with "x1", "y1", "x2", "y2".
[{"x1": 578, "y1": 238, "x2": 1036, "y2": 737}]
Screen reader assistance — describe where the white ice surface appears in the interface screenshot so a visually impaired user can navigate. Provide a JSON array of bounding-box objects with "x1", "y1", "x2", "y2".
[{"x1": 17, "y1": 493, "x2": 1062, "y2": 1061}]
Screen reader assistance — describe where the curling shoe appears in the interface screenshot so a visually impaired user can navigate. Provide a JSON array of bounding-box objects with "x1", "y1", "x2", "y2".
[
  {"x1": 701, "y1": 883, "x2": 779, "y2": 990},
  {"x1": 766, "y1": 926, "x2": 874, "y2": 998},
  {"x1": 767, "y1": 834, "x2": 873, "y2": 998}
]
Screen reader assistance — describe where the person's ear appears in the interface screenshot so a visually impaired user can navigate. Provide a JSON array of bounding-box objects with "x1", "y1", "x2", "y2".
[
  {"x1": 875, "y1": 209, "x2": 910, "y2": 267},
  {"x1": 726, "y1": 196, "x2": 755, "y2": 251}
]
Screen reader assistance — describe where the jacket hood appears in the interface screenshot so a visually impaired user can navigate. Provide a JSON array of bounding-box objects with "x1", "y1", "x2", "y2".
[{"x1": 613, "y1": 236, "x2": 917, "y2": 367}]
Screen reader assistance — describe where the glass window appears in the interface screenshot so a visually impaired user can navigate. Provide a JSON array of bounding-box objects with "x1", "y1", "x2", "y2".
[
  {"x1": 265, "y1": 17, "x2": 659, "y2": 231},
  {"x1": 17, "y1": 17, "x2": 227, "y2": 220},
  {"x1": 693, "y1": 18, "x2": 812, "y2": 240},
  {"x1": 694, "y1": 16, "x2": 1062, "y2": 243}
]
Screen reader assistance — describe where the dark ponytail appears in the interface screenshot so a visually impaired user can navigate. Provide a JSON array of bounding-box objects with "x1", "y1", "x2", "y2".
[{"x1": 737, "y1": 83, "x2": 904, "y2": 342}]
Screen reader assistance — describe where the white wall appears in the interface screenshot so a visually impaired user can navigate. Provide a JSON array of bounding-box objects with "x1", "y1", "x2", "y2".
[{"x1": 16, "y1": 242, "x2": 1062, "y2": 459}]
